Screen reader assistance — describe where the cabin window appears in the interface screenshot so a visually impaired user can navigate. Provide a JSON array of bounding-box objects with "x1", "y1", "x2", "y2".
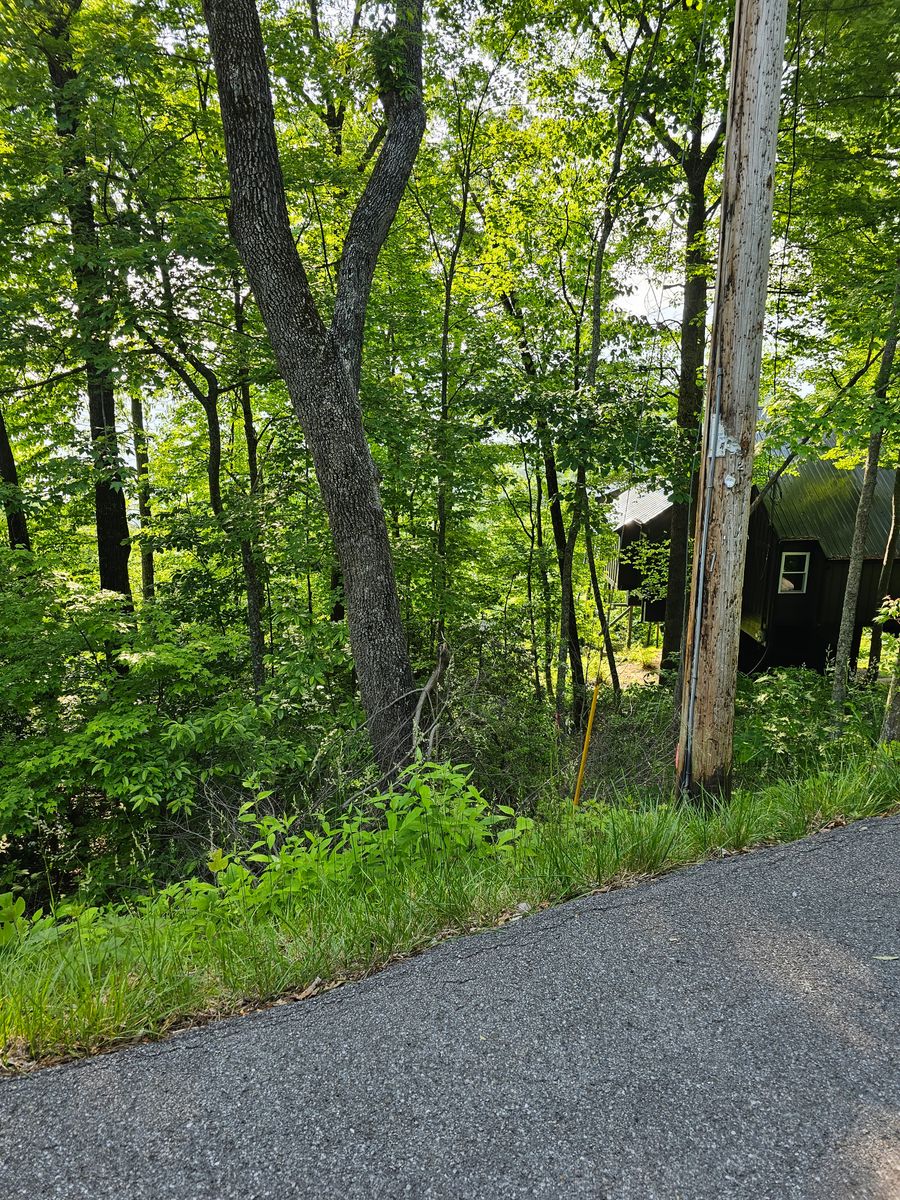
[{"x1": 778, "y1": 551, "x2": 810, "y2": 594}]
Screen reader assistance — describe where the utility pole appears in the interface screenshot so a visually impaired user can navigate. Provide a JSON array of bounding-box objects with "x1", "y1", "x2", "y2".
[{"x1": 676, "y1": 0, "x2": 789, "y2": 799}]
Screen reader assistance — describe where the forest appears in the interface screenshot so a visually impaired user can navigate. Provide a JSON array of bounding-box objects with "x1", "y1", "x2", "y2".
[{"x1": 0, "y1": 0, "x2": 898, "y2": 1065}]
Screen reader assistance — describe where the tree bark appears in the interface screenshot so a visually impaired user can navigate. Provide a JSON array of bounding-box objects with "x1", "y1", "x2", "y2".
[
  {"x1": 582, "y1": 488, "x2": 621, "y2": 698},
  {"x1": 0, "y1": 407, "x2": 31, "y2": 552},
  {"x1": 867, "y1": 463, "x2": 900, "y2": 682},
  {"x1": 538, "y1": 421, "x2": 586, "y2": 712},
  {"x1": 831, "y1": 427, "x2": 885, "y2": 713},
  {"x1": 497, "y1": 290, "x2": 586, "y2": 709},
  {"x1": 676, "y1": 0, "x2": 789, "y2": 799},
  {"x1": 241, "y1": 536, "x2": 267, "y2": 694},
  {"x1": 832, "y1": 272, "x2": 900, "y2": 716},
  {"x1": 203, "y1": 0, "x2": 423, "y2": 772},
  {"x1": 639, "y1": 104, "x2": 725, "y2": 677},
  {"x1": 202, "y1": 382, "x2": 266, "y2": 696},
  {"x1": 523, "y1": 458, "x2": 543, "y2": 703},
  {"x1": 234, "y1": 286, "x2": 260, "y2": 494},
  {"x1": 535, "y1": 469, "x2": 554, "y2": 701},
  {"x1": 881, "y1": 640, "x2": 900, "y2": 743},
  {"x1": 44, "y1": 14, "x2": 132, "y2": 600},
  {"x1": 235, "y1": 284, "x2": 270, "y2": 690},
  {"x1": 129, "y1": 396, "x2": 155, "y2": 601},
  {"x1": 555, "y1": 487, "x2": 583, "y2": 725},
  {"x1": 662, "y1": 163, "x2": 712, "y2": 672}
]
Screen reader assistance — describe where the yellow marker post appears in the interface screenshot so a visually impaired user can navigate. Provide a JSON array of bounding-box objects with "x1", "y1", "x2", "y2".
[{"x1": 573, "y1": 675, "x2": 601, "y2": 807}]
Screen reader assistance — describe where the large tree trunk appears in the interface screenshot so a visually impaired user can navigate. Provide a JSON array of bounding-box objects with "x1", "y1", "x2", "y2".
[
  {"x1": 203, "y1": 0, "x2": 423, "y2": 772},
  {"x1": 662, "y1": 166, "x2": 709, "y2": 673},
  {"x1": 0, "y1": 407, "x2": 31, "y2": 551},
  {"x1": 866, "y1": 463, "x2": 900, "y2": 682},
  {"x1": 44, "y1": 21, "x2": 132, "y2": 601},
  {"x1": 832, "y1": 274, "x2": 900, "y2": 717}
]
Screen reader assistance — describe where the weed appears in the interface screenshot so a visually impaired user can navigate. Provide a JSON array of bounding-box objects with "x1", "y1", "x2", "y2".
[{"x1": 2, "y1": 751, "x2": 897, "y2": 1069}]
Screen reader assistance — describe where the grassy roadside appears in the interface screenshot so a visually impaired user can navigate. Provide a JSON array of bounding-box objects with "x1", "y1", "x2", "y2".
[{"x1": 2, "y1": 751, "x2": 899, "y2": 1073}]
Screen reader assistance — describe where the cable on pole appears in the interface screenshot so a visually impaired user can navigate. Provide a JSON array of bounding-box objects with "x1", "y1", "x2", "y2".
[{"x1": 680, "y1": 360, "x2": 722, "y2": 791}]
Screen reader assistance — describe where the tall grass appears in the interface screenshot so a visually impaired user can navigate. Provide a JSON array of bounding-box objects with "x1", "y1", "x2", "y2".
[{"x1": 2, "y1": 751, "x2": 898, "y2": 1070}]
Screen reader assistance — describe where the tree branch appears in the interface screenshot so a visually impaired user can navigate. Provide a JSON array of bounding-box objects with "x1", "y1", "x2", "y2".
[
  {"x1": 751, "y1": 350, "x2": 883, "y2": 514},
  {"x1": 203, "y1": 0, "x2": 329, "y2": 370},
  {"x1": 356, "y1": 121, "x2": 386, "y2": 172},
  {"x1": 330, "y1": 0, "x2": 426, "y2": 392},
  {"x1": 641, "y1": 109, "x2": 683, "y2": 164},
  {"x1": 700, "y1": 115, "x2": 727, "y2": 174},
  {"x1": 0, "y1": 365, "x2": 84, "y2": 397}
]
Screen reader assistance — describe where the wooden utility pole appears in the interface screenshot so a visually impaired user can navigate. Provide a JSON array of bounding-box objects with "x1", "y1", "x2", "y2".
[{"x1": 676, "y1": 0, "x2": 789, "y2": 799}]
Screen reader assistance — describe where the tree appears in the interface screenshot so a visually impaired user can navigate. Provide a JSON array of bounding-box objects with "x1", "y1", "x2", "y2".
[
  {"x1": 867, "y1": 464, "x2": 900, "y2": 681},
  {"x1": 40, "y1": 3, "x2": 132, "y2": 600},
  {"x1": 0, "y1": 407, "x2": 31, "y2": 551},
  {"x1": 756, "y1": 0, "x2": 900, "y2": 705},
  {"x1": 831, "y1": 272, "x2": 900, "y2": 716},
  {"x1": 202, "y1": 0, "x2": 425, "y2": 771},
  {"x1": 638, "y1": 13, "x2": 727, "y2": 674},
  {"x1": 877, "y1": 599, "x2": 900, "y2": 742}
]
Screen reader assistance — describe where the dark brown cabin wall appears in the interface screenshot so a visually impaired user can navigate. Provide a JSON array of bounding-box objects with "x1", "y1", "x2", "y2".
[
  {"x1": 763, "y1": 541, "x2": 826, "y2": 668},
  {"x1": 814, "y1": 559, "x2": 899, "y2": 637},
  {"x1": 816, "y1": 560, "x2": 849, "y2": 636},
  {"x1": 858, "y1": 559, "x2": 900, "y2": 624},
  {"x1": 740, "y1": 500, "x2": 778, "y2": 639}
]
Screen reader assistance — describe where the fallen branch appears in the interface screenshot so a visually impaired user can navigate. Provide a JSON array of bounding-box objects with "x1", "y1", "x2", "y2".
[{"x1": 412, "y1": 639, "x2": 451, "y2": 753}]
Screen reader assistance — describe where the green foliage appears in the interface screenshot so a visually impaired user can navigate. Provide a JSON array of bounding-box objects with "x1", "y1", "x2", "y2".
[
  {"x1": 163, "y1": 761, "x2": 535, "y2": 923},
  {"x1": 619, "y1": 535, "x2": 670, "y2": 602},
  {"x1": 2, "y1": 749, "x2": 897, "y2": 1067},
  {"x1": 733, "y1": 668, "x2": 883, "y2": 779},
  {"x1": 0, "y1": 0, "x2": 896, "y2": 1071},
  {"x1": 0, "y1": 552, "x2": 359, "y2": 899}
]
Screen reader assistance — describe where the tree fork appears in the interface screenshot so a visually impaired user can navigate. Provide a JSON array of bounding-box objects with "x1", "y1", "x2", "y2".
[{"x1": 203, "y1": 0, "x2": 423, "y2": 772}]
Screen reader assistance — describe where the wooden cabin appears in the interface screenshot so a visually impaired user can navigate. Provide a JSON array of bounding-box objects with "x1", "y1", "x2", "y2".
[{"x1": 609, "y1": 458, "x2": 900, "y2": 672}]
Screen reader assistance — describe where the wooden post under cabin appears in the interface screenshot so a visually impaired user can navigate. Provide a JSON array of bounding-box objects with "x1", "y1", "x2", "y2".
[{"x1": 676, "y1": 0, "x2": 789, "y2": 799}]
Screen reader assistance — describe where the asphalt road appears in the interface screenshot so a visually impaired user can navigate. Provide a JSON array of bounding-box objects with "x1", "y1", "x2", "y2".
[{"x1": 2, "y1": 816, "x2": 899, "y2": 1200}]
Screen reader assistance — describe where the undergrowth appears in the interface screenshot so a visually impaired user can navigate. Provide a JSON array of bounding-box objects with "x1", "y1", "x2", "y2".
[{"x1": 2, "y1": 751, "x2": 898, "y2": 1070}]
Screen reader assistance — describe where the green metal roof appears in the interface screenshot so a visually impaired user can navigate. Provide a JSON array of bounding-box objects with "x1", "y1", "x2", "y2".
[
  {"x1": 613, "y1": 456, "x2": 898, "y2": 561},
  {"x1": 765, "y1": 457, "x2": 897, "y2": 560}
]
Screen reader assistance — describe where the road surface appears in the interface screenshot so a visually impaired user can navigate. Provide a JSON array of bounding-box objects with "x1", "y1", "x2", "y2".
[{"x1": 2, "y1": 816, "x2": 899, "y2": 1199}]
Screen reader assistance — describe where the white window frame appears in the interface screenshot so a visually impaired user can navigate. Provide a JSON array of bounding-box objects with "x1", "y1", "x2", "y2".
[{"x1": 778, "y1": 550, "x2": 810, "y2": 595}]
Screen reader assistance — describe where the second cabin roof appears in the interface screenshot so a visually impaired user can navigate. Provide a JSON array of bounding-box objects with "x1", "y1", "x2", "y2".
[{"x1": 611, "y1": 457, "x2": 898, "y2": 561}]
